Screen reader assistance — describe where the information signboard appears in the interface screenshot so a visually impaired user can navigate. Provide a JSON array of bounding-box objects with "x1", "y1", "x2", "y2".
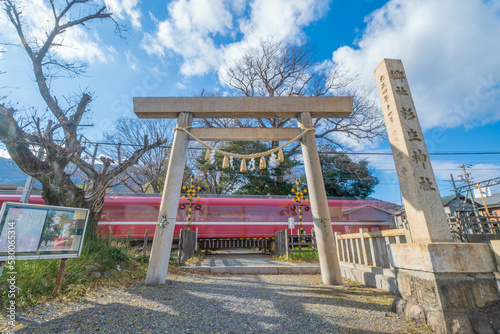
[{"x1": 0, "y1": 202, "x2": 89, "y2": 261}]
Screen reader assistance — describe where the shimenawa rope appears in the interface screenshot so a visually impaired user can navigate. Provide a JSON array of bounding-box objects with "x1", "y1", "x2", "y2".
[{"x1": 173, "y1": 126, "x2": 315, "y2": 160}]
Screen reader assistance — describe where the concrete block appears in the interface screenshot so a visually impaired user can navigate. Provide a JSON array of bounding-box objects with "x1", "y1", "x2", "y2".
[
  {"x1": 179, "y1": 266, "x2": 210, "y2": 272},
  {"x1": 210, "y1": 266, "x2": 278, "y2": 274},
  {"x1": 338, "y1": 262, "x2": 396, "y2": 293},
  {"x1": 277, "y1": 266, "x2": 320, "y2": 274},
  {"x1": 489, "y1": 240, "x2": 500, "y2": 271},
  {"x1": 389, "y1": 243, "x2": 496, "y2": 273}
]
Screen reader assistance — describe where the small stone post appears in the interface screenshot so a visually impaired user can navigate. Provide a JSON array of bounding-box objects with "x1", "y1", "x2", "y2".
[
  {"x1": 298, "y1": 111, "x2": 342, "y2": 285},
  {"x1": 145, "y1": 112, "x2": 193, "y2": 285},
  {"x1": 375, "y1": 59, "x2": 500, "y2": 333}
]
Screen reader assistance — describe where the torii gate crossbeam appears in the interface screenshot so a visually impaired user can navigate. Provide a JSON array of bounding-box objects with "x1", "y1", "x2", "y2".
[{"x1": 134, "y1": 96, "x2": 353, "y2": 286}]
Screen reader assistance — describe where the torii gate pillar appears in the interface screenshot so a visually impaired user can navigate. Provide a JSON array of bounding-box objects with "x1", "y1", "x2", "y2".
[
  {"x1": 135, "y1": 96, "x2": 353, "y2": 286},
  {"x1": 145, "y1": 112, "x2": 193, "y2": 285},
  {"x1": 298, "y1": 111, "x2": 342, "y2": 285}
]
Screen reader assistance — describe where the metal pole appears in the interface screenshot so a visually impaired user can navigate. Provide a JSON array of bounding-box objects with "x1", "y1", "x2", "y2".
[
  {"x1": 460, "y1": 164, "x2": 480, "y2": 217},
  {"x1": 477, "y1": 184, "x2": 491, "y2": 217}
]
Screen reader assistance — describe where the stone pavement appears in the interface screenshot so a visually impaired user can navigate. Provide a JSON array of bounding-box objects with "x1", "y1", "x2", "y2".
[{"x1": 181, "y1": 249, "x2": 321, "y2": 274}]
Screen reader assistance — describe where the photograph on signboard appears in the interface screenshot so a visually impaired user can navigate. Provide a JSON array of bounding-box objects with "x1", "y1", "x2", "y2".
[
  {"x1": 0, "y1": 202, "x2": 89, "y2": 260},
  {"x1": 0, "y1": 207, "x2": 47, "y2": 253}
]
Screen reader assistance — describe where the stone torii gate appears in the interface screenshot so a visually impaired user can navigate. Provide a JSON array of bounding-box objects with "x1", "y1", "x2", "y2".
[{"x1": 134, "y1": 96, "x2": 353, "y2": 286}]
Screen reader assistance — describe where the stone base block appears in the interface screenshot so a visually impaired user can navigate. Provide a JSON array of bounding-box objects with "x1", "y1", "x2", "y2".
[
  {"x1": 389, "y1": 243, "x2": 496, "y2": 273},
  {"x1": 339, "y1": 262, "x2": 397, "y2": 293},
  {"x1": 390, "y1": 243, "x2": 500, "y2": 333}
]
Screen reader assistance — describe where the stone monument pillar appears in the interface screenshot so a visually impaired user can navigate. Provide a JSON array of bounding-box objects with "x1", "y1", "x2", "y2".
[{"x1": 375, "y1": 59, "x2": 500, "y2": 333}]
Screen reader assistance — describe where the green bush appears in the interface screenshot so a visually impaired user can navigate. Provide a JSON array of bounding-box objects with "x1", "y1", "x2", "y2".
[
  {"x1": 0, "y1": 237, "x2": 130, "y2": 309},
  {"x1": 288, "y1": 249, "x2": 319, "y2": 262},
  {"x1": 274, "y1": 248, "x2": 319, "y2": 263}
]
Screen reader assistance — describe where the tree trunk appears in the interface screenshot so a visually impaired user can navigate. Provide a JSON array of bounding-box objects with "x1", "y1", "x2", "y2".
[{"x1": 39, "y1": 171, "x2": 102, "y2": 242}]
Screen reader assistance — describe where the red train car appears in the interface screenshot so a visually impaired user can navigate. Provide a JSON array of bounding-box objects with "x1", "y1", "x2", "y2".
[{"x1": 0, "y1": 195, "x2": 394, "y2": 239}]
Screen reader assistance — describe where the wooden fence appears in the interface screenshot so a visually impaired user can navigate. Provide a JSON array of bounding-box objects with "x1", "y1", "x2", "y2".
[
  {"x1": 334, "y1": 228, "x2": 406, "y2": 268},
  {"x1": 274, "y1": 229, "x2": 317, "y2": 258},
  {"x1": 178, "y1": 228, "x2": 197, "y2": 265},
  {"x1": 448, "y1": 214, "x2": 500, "y2": 242},
  {"x1": 274, "y1": 230, "x2": 289, "y2": 257},
  {"x1": 199, "y1": 238, "x2": 271, "y2": 250}
]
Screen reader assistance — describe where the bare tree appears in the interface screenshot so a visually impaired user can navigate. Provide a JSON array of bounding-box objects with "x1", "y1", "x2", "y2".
[
  {"x1": 0, "y1": 0, "x2": 167, "y2": 239},
  {"x1": 217, "y1": 38, "x2": 385, "y2": 155},
  {"x1": 103, "y1": 118, "x2": 174, "y2": 193}
]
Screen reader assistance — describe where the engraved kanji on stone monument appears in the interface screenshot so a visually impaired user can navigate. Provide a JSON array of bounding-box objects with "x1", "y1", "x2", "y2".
[
  {"x1": 412, "y1": 149, "x2": 427, "y2": 168},
  {"x1": 389, "y1": 69, "x2": 406, "y2": 80},
  {"x1": 400, "y1": 107, "x2": 415, "y2": 120},
  {"x1": 374, "y1": 59, "x2": 452, "y2": 243},
  {"x1": 407, "y1": 129, "x2": 421, "y2": 141},
  {"x1": 395, "y1": 87, "x2": 409, "y2": 95}
]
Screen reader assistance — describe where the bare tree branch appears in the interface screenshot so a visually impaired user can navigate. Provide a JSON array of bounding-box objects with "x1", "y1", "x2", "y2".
[
  {"x1": 0, "y1": 0, "x2": 164, "y2": 240},
  {"x1": 219, "y1": 37, "x2": 385, "y2": 154}
]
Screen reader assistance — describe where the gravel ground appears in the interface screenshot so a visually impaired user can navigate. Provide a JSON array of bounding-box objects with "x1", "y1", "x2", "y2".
[{"x1": 4, "y1": 272, "x2": 430, "y2": 334}]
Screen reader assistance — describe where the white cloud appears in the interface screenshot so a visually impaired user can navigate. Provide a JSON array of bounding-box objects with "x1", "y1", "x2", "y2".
[
  {"x1": 142, "y1": 0, "x2": 233, "y2": 76},
  {"x1": 332, "y1": 0, "x2": 500, "y2": 130},
  {"x1": 0, "y1": 149, "x2": 11, "y2": 159},
  {"x1": 142, "y1": 0, "x2": 331, "y2": 77},
  {"x1": 125, "y1": 50, "x2": 139, "y2": 70},
  {"x1": 431, "y1": 161, "x2": 500, "y2": 196},
  {"x1": 239, "y1": 0, "x2": 329, "y2": 45},
  {"x1": 432, "y1": 161, "x2": 500, "y2": 186},
  {"x1": 0, "y1": 0, "x2": 113, "y2": 64},
  {"x1": 104, "y1": 0, "x2": 142, "y2": 28}
]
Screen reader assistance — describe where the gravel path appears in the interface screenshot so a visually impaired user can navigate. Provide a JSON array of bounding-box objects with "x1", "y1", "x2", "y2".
[{"x1": 5, "y1": 272, "x2": 429, "y2": 333}]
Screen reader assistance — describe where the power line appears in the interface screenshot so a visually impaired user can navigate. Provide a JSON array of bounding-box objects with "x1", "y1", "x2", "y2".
[{"x1": 3, "y1": 139, "x2": 500, "y2": 156}]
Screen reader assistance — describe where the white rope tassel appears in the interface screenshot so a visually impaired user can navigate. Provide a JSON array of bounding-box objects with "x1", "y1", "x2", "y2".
[
  {"x1": 229, "y1": 156, "x2": 235, "y2": 170},
  {"x1": 249, "y1": 158, "x2": 256, "y2": 171},
  {"x1": 209, "y1": 150, "x2": 215, "y2": 165},
  {"x1": 205, "y1": 148, "x2": 211, "y2": 161},
  {"x1": 269, "y1": 153, "x2": 279, "y2": 168}
]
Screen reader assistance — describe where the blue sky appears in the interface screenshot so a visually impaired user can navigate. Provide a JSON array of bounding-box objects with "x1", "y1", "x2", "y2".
[{"x1": 1, "y1": 0, "x2": 500, "y2": 204}]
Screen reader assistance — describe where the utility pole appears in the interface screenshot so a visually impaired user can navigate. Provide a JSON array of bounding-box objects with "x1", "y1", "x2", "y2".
[
  {"x1": 450, "y1": 173, "x2": 462, "y2": 211},
  {"x1": 450, "y1": 173, "x2": 459, "y2": 197},
  {"x1": 457, "y1": 164, "x2": 480, "y2": 217}
]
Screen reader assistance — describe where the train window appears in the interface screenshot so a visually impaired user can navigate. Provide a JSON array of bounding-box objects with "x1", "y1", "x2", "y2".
[{"x1": 101, "y1": 204, "x2": 159, "y2": 222}]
